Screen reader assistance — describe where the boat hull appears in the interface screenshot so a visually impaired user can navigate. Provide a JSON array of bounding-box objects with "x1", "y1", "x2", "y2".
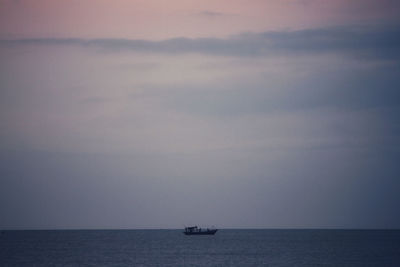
[{"x1": 183, "y1": 229, "x2": 218, "y2": 235}]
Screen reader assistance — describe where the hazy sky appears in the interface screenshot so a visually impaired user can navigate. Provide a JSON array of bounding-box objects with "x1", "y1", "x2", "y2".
[{"x1": 1, "y1": 0, "x2": 400, "y2": 229}]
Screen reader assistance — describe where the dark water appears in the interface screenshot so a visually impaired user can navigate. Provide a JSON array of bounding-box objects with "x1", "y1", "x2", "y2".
[{"x1": 1, "y1": 230, "x2": 400, "y2": 266}]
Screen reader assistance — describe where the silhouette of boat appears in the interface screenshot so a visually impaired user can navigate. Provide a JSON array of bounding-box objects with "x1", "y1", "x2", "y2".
[{"x1": 183, "y1": 226, "x2": 218, "y2": 235}]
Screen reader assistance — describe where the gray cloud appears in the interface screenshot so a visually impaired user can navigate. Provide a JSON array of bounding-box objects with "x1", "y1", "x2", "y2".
[
  {"x1": 138, "y1": 62, "x2": 400, "y2": 119},
  {"x1": 196, "y1": 10, "x2": 229, "y2": 17},
  {"x1": 1, "y1": 24, "x2": 400, "y2": 229},
  {"x1": 1, "y1": 25, "x2": 399, "y2": 59}
]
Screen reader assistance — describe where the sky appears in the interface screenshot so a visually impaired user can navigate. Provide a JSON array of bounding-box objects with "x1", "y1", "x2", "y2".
[{"x1": 1, "y1": 0, "x2": 400, "y2": 229}]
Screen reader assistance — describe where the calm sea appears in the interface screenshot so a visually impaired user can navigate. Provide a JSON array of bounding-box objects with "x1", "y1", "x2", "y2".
[{"x1": 1, "y1": 229, "x2": 399, "y2": 266}]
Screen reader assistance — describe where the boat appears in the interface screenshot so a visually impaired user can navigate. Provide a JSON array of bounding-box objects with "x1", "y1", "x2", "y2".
[{"x1": 183, "y1": 226, "x2": 218, "y2": 235}]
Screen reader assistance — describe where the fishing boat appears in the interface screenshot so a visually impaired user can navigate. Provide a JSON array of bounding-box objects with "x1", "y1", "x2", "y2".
[{"x1": 183, "y1": 226, "x2": 218, "y2": 235}]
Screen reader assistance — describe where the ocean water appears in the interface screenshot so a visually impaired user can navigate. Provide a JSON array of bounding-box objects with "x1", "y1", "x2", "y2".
[{"x1": 1, "y1": 230, "x2": 400, "y2": 266}]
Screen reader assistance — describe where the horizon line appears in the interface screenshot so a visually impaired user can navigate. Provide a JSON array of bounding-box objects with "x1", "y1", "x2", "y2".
[{"x1": 2, "y1": 227, "x2": 400, "y2": 231}]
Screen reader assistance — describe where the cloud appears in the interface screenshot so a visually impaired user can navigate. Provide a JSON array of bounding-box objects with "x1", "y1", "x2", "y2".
[
  {"x1": 1, "y1": 22, "x2": 400, "y2": 229},
  {"x1": 196, "y1": 10, "x2": 227, "y2": 17},
  {"x1": 1, "y1": 25, "x2": 399, "y2": 59},
  {"x1": 195, "y1": 10, "x2": 237, "y2": 18},
  {"x1": 158, "y1": 64, "x2": 400, "y2": 118}
]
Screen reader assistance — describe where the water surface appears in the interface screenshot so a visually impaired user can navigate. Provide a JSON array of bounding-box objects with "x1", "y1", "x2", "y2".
[{"x1": 1, "y1": 229, "x2": 399, "y2": 266}]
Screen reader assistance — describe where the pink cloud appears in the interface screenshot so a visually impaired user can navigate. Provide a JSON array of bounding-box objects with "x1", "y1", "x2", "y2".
[{"x1": 0, "y1": 0, "x2": 399, "y2": 39}]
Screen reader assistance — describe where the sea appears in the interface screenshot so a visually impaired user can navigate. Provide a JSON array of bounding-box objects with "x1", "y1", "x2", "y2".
[{"x1": 1, "y1": 229, "x2": 399, "y2": 266}]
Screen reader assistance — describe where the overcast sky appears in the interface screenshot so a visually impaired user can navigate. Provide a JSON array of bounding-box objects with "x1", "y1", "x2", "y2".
[{"x1": 1, "y1": 0, "x2": 400, "y2": 229}]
